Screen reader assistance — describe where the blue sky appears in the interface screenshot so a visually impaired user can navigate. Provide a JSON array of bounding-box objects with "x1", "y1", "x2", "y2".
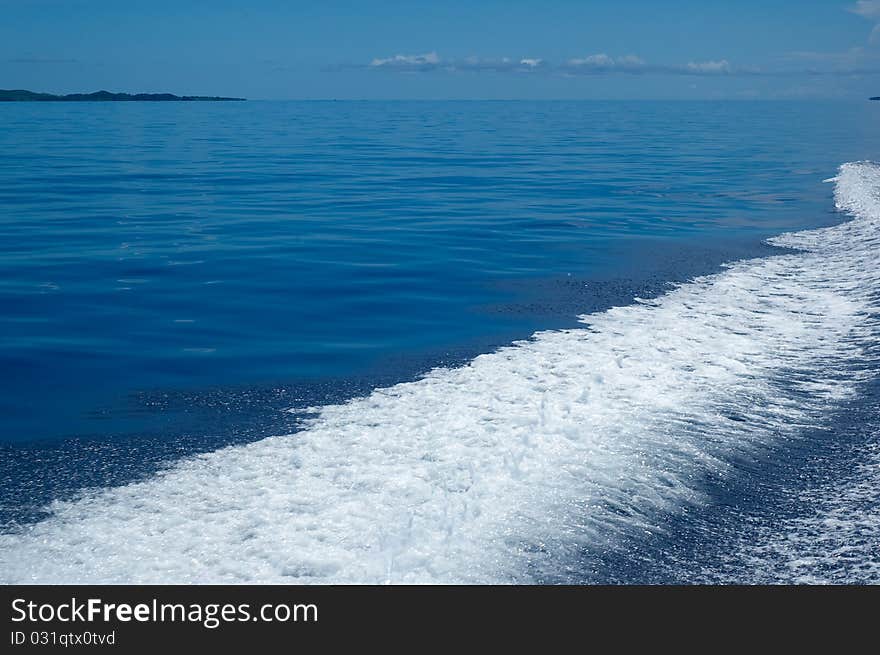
[{"x1": 3, "y1": 0, "x2": 880, "y2": 99}]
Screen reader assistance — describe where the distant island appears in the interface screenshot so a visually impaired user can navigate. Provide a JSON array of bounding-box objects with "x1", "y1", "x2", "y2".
[{"x1": 0, "y1": 89, "x2": 245, "y2": 102}]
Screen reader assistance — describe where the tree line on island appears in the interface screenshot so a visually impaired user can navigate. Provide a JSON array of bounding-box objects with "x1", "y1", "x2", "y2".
[{"x1": 0, "y1": 89, "x2": 245, "y2": 102}]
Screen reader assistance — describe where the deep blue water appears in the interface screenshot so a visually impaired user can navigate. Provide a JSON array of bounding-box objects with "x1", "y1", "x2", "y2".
[{"x1": 2, "y1": 100, "x2": 880, "y2": 535}]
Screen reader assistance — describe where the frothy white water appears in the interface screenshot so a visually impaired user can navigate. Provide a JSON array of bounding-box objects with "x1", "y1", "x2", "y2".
[
  {"x1": 2, "y1": 163, "x2": 879, "y2": 584},
  {"x1": 706, "y1": 439, "x2": 880, "y2": 584}
]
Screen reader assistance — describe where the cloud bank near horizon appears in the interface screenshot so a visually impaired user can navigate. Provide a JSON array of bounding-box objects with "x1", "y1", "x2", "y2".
[
  {"x1": 358, "y1": 52, "x2": 742, "y2": 76},
  {"x1": 338, "y1": 52, "x2": 880, "y2": 77}
]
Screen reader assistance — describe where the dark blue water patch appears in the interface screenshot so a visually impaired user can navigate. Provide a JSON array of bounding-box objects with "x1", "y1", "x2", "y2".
[{"x1": 486, "y1": 237, "x2": 785, "y2": 319}]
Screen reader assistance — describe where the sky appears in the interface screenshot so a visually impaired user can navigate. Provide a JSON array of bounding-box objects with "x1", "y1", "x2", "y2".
[{"x1": 3, "y1": 0, "x2": 880, "y2": 99}]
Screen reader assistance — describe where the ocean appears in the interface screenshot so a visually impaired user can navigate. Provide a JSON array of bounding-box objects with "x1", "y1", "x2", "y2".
[{"x1": 0, "y1": 100, "x2": 878, "y2": 583}]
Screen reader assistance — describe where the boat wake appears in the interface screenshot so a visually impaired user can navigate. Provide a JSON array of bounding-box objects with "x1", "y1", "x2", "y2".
[{"x1": 2, "y1": 162, "x2": 879, "y2": 583}]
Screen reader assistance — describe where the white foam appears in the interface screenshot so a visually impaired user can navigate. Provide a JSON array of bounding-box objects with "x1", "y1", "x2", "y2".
[
  {"x1": 707, "y1": 439, "x2": 880, "y2": 584},
  {"x1": 2, "y1": 162, "x2": 879, "y2": 584}
]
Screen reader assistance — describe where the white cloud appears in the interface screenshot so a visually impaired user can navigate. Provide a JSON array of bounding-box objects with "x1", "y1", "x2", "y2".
[
  {"x1": 364, "y1": 51, "x2": 739, "y2": 77},
  {"x1": 358, "y1": 51, "x2": 879, "y2": 78},
  {"x1": 782, "y1": 3, "x2": 880, "y2": 68},
  {"x1": 564, "y1": 53, "x2": 647, "y2": 73},
  {"x1": 457, "y1": 56, "x2": 514, "y2": 71},
  {"x1": 369, "y1": 52, "x2": 440, "y2": 70},
  {"x1": 849, "y1": 1, "x2": 880, "y2": 43},
  {"x1": 355, "y1": 3, "x2": 880, "y2": 80},
  {"x1": 568, "y1": 53, "x2": 614, "y2": 67},
  {"x1": 563, "y1": 54, "x2": 733, "y2": 76},
  {"x1": 617, "y1": 55, "x2": 646, "y2": 66},
  {"x1": 367, "y1": 53, "x2": 546, "y2": 73},
  {"x1": 851, "y1": 0, "x2": 880, "y2": 19},
  {"x1": 686, "y1": 59, "x2": 731, "y2": 74}
]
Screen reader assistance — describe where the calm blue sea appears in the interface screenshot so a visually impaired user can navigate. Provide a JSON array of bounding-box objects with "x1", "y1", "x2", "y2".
[{"x1": 1, "y1": 100, "x2": 879, "y2": 583}]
